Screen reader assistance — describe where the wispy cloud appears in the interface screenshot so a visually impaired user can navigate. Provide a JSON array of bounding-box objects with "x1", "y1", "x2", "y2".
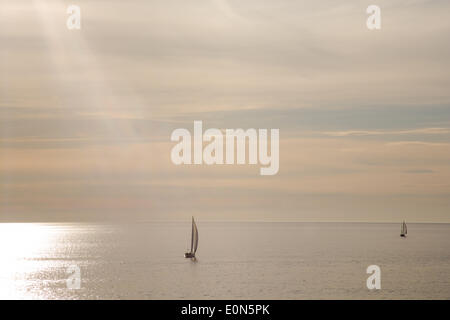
[
  {"x1": 322, "y1": 128, "x2": 450, "y2": 137},
  {"x1": 76, "y1": 112, "x2": 144, "y2": 120},
  {"x1": 2, "y1": 0, "x2": 450, "y2": 222},
  {"x1": 403, "y1": 169, "x2": 434, "y2": 174},
  {"x1": 385, "y1": 141, "x2": 450, "y2": 147}
]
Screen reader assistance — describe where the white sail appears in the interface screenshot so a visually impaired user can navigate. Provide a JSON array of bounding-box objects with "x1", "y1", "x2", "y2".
[
  {"x1": 401, "y1": 221, "x2": 407, "y2": 235},
  {"x1": 192, "y1": 217, "x2": 199, "y2": 254},
  {"x1": 185, "y1": 217, "x2": 199, "y2": 258}
]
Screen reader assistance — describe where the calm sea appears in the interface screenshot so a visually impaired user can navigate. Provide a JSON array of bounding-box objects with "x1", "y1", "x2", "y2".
[{"x1": 0, "y1": 222, "x2": 449, "y2": 299}]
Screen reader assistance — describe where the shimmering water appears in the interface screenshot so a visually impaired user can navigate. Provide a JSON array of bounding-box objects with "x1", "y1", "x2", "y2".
[{"x1": 0, "y1": 222, "x2": 449, "y2": 299}]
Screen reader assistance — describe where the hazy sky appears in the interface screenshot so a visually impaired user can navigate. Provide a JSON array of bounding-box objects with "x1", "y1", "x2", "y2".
[{"x1": 1, "y1": 0, "x2": 450, "y2": 222}]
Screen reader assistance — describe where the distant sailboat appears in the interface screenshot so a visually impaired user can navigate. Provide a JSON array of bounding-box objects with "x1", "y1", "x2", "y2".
[
  {"x1": 400, "y1": 221, "x2": 407, "y2": 237},
  {"x1": 184, "y1": 217, "x2": 199, "y2": 258}
]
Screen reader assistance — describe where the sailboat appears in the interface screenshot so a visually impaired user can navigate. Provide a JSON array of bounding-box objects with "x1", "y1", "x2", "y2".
[
  {"x1": 184, "y1": 217, "x2": 199, "y2": 258},
  {"x1": 400, "y1": 221, "x2": 407, "y2": 237}
]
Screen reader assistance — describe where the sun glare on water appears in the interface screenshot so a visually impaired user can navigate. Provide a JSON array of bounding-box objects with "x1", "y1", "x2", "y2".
[{"x1": 0, "y1": 224, "x2": 56, "y2": 299}]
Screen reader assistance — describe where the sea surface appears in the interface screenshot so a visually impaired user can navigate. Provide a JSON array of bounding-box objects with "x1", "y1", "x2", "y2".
[{"x1": 0, "y1": 222, "x2": 449, "y2": 299}]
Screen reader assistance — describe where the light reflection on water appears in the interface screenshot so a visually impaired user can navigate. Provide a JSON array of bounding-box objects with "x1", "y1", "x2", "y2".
[
  {"x1": 0, "y1": 223, "x2": 114, "y2": 299},
  {"x1": 0, "y1": 223, "x2": 55, "y2": 299},
  {"x1": 0, "y1": 222, "x2": 449, "y2": 299}
]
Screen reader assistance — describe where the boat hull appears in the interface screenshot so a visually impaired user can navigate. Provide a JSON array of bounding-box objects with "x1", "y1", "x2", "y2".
[{"x1": 184, "y1": 252, "x2": 195, "y2": 258}]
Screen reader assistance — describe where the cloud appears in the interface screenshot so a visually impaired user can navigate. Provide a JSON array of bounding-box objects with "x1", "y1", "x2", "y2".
[
  {"x1": 385, "y1": 141, "x2": 450, "y2": 147},
  {"x1": 2, "y1": 0, "x2": 450, "y2": 222},
  {"x1": 322, "y1": 128, "x2": 450, "y2": 137},
  {"x1": 76, "y1": 112, "x2": 144, "y2": 120},
  {"x1": 403, "y1": 169, "x2": 434, "y2": 174}
]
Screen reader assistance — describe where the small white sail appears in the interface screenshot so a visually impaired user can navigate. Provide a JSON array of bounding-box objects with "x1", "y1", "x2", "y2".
[
  {"x1": 401, "y1": 221, "x2": 407, "y2": 236},
  {"x1": 185, "y1": 217, "x2": 199, "y2": 258},
  {"x1": 184, "y1": 217, "x2": 198, "y2": 259},
  {"x1": 192, "y1": 217, "x2": 199, "y2": 254}
]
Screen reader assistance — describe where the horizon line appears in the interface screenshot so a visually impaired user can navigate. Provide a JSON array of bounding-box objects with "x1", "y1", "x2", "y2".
[{"x1": 1, "y1": 219, "x2": 449, "y2": 224}]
